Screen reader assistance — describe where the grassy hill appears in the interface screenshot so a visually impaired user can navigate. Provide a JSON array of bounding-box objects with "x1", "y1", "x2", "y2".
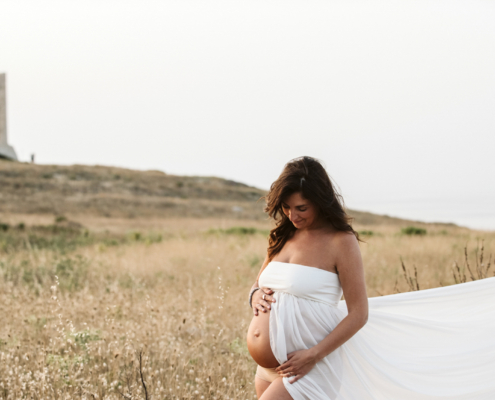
[
  {"x1": 0, "y1": 159, "x2": 456, "y2": 227},
  {"x1": 0, "y1": 160, "x2": 266, "y2": 219}
]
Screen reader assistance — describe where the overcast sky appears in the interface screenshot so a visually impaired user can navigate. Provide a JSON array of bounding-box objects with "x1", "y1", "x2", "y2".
[{"x1": 1, "y1": 0, "x2": 494, "y2": 230}]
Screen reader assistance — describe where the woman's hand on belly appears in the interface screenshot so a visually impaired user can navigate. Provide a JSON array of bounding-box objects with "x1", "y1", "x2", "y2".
[
  {"x1": 251, "y1": 287, "x2": 276, "y2": 316},
  {"x1": 275, "y1": 349, "x2": 318, "y2": 384},
  {"x1": 246, "y1": 286, "x2": 279, "y2": 367}
]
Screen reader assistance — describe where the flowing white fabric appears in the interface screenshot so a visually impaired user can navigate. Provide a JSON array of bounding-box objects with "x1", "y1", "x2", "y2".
[{"x1": 258, "y1": 261, "x2": 495, "y2": 400}]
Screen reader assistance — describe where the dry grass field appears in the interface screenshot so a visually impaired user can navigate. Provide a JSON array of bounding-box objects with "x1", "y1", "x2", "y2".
[
  {"x1": 0, "y1": 212, "x2": 493, "y2": 400},
  {"x1": 1, "y1": 160, "x2": 493, "y2": 399}
]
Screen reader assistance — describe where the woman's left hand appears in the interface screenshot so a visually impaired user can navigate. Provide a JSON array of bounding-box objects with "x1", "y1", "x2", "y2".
[{"x1": 275, "y1": 349, "x2": 318, "y2": 384}]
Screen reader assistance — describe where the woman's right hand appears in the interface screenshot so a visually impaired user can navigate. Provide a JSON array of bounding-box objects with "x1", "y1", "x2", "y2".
[{"x1": 252, "y1": 287, "x2": 276, "y2": 316}]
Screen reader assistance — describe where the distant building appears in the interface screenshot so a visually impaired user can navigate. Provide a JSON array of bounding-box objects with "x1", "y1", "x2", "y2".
[{"x1": 0, "y1": 73, "x2": 18, "y2": 161}]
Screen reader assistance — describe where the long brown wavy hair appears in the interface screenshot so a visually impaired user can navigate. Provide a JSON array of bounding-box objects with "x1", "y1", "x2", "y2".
[{"x1": 264, "y1": 156, "x2": 361, "y2": 261}]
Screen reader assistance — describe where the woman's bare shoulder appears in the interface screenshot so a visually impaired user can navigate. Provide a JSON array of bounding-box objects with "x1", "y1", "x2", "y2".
[
  {"x1": 331, "y1": 231, "x2": 360, "y2": 258},
  {"x1": 331, "y1": 230, "x2": 358, "y2": 244}
]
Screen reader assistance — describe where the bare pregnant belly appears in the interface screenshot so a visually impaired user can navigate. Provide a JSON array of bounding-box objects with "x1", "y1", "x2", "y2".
[{"x1": 246, "y1": 310, "x2": 279, "y2": 368}]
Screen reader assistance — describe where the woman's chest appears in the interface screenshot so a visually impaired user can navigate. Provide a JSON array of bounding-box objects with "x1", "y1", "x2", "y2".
[{"x1": 275, "y1": 236, "x2": 337, "y2": 272}]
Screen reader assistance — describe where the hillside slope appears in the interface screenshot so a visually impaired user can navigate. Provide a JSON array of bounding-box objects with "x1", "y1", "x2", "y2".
[
  {"x1": 0, "y1": 160, "x2": 267, "y2": 219},
  {"x1": 0, "y1": 160, "x2": 456, "y2": 227}
]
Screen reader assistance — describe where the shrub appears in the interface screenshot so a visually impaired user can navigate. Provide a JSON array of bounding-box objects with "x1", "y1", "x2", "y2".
[
  {"x1": 55, "y1": 215, "x2": 67, "y2": 223},
  {"x1": 207, "y1": 226, "x2": 269, "y2": 236},
  {"x1": 401, "y1": 226, "x2": 427, "y2": 236},
  {"x1": 225, "y1": 227, "x2": 257, "y2": 235}
]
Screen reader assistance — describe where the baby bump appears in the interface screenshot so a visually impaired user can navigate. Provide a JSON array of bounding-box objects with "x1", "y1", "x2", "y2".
[{"x1": 246, "y1": 309, "x2": 279, "y2": 368}]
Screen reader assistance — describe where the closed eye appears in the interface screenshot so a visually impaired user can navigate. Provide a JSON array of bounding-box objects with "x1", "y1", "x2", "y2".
[{"x1": 282, "y1": 203, "x2": 307, "y2": 211}]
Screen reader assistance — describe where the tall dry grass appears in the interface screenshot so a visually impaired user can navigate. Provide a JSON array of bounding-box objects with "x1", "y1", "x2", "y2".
[{"x1": 0, "y1": 217, "x2": 493, "y2": 399}]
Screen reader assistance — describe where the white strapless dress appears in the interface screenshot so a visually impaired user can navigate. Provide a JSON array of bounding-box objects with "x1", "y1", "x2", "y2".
[{"x1": 258, "y1": 261, "x2": 495, "y2": 400}]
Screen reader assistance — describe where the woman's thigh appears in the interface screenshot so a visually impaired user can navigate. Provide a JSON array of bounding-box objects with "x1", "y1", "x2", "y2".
[
  {"x1": 258, "y1": 378, "x2": 293, "y2": 400},
  {"x1": 255, "y1": 376, "x2": 271, "y2": 398}
]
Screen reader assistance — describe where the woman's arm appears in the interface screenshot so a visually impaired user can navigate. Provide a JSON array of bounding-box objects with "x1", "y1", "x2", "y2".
[
  {"x1": 310, "y1": 232, "x2": 368, "y2": 359},
  {"x1": 250, "y1": 254, "x2": 277, "y2": 316},
  {"x1": 276, "y1": 232, "x2": 368, "y2": 382}
]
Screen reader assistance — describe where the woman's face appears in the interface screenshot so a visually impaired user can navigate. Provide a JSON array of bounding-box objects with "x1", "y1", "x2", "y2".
[{"x1": 281, "y1": 192, "x2": 319, "y2": 230}]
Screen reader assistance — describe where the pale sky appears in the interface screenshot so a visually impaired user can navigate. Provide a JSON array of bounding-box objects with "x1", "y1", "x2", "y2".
[{"x1": 1, "y1": 0, "x2": 494, "y2": 230}]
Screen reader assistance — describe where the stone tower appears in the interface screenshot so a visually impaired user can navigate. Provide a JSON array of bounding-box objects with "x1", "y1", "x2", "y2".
[{"x1": 0, "y1": 73, "x2": 18, "y2": 161}]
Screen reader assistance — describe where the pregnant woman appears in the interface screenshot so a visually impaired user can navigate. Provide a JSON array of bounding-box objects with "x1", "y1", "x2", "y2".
[{"x1": 246, "y1": 156, "x2": 495, "y2": 400}]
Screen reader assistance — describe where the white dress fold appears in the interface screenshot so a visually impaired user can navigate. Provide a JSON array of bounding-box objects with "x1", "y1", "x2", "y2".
[{"x1": 258, "y1": 261, "x2": 495, "y2": 400}]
